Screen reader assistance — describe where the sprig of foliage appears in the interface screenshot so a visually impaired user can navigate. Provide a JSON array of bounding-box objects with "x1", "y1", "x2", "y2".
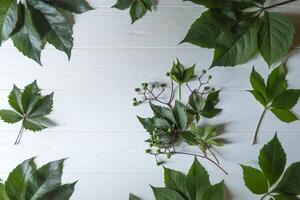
[
  {"x1": 0, "y1": 81, "x2": 54, "y2": 145},
  {"x1": 241, "y1": 134, "x2": 300, "y2": 200},
  {"x1": 112, "y1": 0, "x2": 156, "y2": 23},
  {"x1": 133, "y1": 60, "x2": 226, "y2": 174},
  {"x1": 0, "y1": 0, "x2": 92, "y2": 65},
  {"x1": 249, "y1": 64, "x2": 300, "y2": 144},
  {"x1": 129, "y1": 158, "x2": 225, "y2": 200},
  {"x1": 114, "y1": 0, "x2": 296, "y2": 67},
  {"x1": 0, "y1": 157, "x2": 77, "y2": 200}
]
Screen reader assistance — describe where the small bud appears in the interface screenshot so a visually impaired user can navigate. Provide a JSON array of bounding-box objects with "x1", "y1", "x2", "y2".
[
  {"x1": 160, "y1": 83, "x2": 167, "y2": 88},
  {"x1": 167, "y1": 153, "x2": 171, "y2": 159},
  {"x1": 211, "y1": 88, "x2": 215, "y2": 92},
  {"x1": 202, "y1": 70, "x2": 207, "y2": 74},
  {"x1": 156, "y1": 161, "x2": 164, "y2": 166},
  {"x1": 134, "y1": 88, "x2": 141, "y2": 92},
  {"x1": 145, "y1": 149, "x2": 152, "y2": 153},
  {"x1": 152, "y1": 84, "x2": 156, "y2": 88},
  {"x1": 133, "y1": 102, "x2": 138, "y2": 106},
  {"x1": 208, "y1": 75, "x2": 212, "y2": 79},
  {"x1": 166, "y1": 72, "x2": 170, "y2": 77},
  {"x1": 133, "y1": 98, "x2": 137, "y2": 101},
  {"x1": 156, "y1": 149, "x2": 161, "y2": 154},
  {"x1": 204, "y1": 86, "x2": 210, "y2": 91},
  {"x1": 167, "y1": 128, "x2": 171, "y2": 132}
]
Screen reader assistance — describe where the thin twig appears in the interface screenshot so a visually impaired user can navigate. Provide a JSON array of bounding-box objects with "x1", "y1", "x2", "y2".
[
  {"x1": 252, "y1": 108, "x2": 267, "y2": 145},
  {"x1": 15, "y1": 124, "x2": 24, "y2": 145},
  {"x1": 263, "y1": 0, "x2": 298, "y2": 10}
]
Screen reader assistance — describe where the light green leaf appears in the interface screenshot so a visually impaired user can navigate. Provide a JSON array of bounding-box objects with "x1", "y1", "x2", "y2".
[
  {"x1": 258, "y1": 12, "x2": 295, "y2": 66},
  {"x1": 137, "y1": 116, "x2": 155, "y2": 133},
  {"x1": 5, "y1": 157, "x2": 36, "y2": 200},
  {"x1": 201, "y1": 181, "x2": 224, "y2": 200},
  {"x1": 0, "y1": 109, "x2": 22, "y2": 123},
  {"x1": 11, "y1": 9, "x2": 42, "y2": 64},
  {"x1": 211, "y1": 17, "x2": 259, "y2": 67},
  {"x1": 54, "y1": 0, "x2": 93, "y2": 14},
  {"x1": 151, "y1": 186, "x2": 185, "y2": 200},
  {"x1": 27, "y1": 0, "x2": 73, "y2": 59},
  {"x1": 241, "y1": 165, "x2": 269, "y2": 194},
  {"x1": 164, "y1": 167, "x2": 188, "y2": 198},
  {"x1": 274, "y1": 162, "x2": 300, "y2": 195},
  {"x1": 0, "y1": 0, "x2": 18, "y2": 42},
  {"x1": 189, "y1": 92, "x2": 204, "y2": 113},
  {"x1": 271, "y1": 108, "x2": 298, "y2": 123},
  {"x1": 250, "y1": 67, "x2": 266, "y2": 97},
  {"x1": 173, "y1": 100, "x2": 188, "y2": 130},
  {"x1": 186, "y1": 158, "x2": 211, "y2": 200},
  {"x1": 0, "y1": 183, "x2": 9, "y2": 200},
  {"x1": 258, "y1": 134, "x2": 286, "y2": 186}
]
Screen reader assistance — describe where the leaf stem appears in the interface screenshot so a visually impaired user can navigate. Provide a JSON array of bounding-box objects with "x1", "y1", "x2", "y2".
[
  {"x1": 15, "y1": 124, "x2": 24, "y2": 145},
  {"x1": 263, "y1": 0, "x2": 298, "y2": 10},
  {"x1": 179, "y1": 84, "x2": 182, "y2": 100},
  {"x1": 252, "y1": 108, "x2": 267, "y2": 145},
  {"x1": 259, "y1": 193, "x2": 270, "y2": 200}
]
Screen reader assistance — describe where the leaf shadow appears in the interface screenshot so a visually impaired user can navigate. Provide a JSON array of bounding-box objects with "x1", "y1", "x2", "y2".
[
  {"x1": 41, "y1": 118, "x2": 58, "y2": 128},
  {"x1": 224, "y1": 184, "x2": 234, "y2": 199},
  {"x1": 285, "y1": 13, "x2": 300, "y2": 47}
]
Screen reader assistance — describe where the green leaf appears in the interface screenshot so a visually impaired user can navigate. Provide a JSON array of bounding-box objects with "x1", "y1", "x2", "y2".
[
  {"x1": 8, "y1": 85, "x2": 23, "y2": 114},
  {"x1": 11, "y1": 8, "x2": 42, "y2": 64},
  {"x1": 28, "y1": 93, "x2": 54, "y2": 118},
  {"x1": 271, "y1": 90, "x2": 300, "y2": 109},
  {"x1": 258, "y1": 12, "x2": 295, "y2": 66},
  {"x1": 137, "y1": 116, "x2": 155, "y2": 133},
  {"x1": 248, "y1": 90, "x2": 267, "y2": 106},
  {"x1": 250, "y1": 67, "x2": 266, "y2": 97},
  {"x1": 274, "y1": 162, "x2": 300, "y2": 195},
  {"x1": 186, "y1": 158, "x2": 211, "y2": 200},
  {"x1": 54, "y1": 0, "x2": 93, "y2": 14},
  {"x1": 150, "y1": 103, "x2": 176, "y2": 125},
  {"x1": 241, "y1": 165, "x2": 269, "y2": 194},
  {"x1": 42, "y1": 182, "x2": 77, "y2": 200},
  {"x1": 258, "y1": 134, "x2": 286, "y2": 186},
  {"x1": 27, "y1": 0, "x2": 73, "y2": 59},
  {"x1": 0, "y1": 0, "x2": 18, "y2": 42},
  {"x1": 266, "y1": 64, "x2": 287, "y2": 100},
  {"x1": 151, "y1": 186, "x2": 185, "y2": 200},
  {"x1": 0, "y1": 109, "x2": 22, "y2": 123},
  {"x1": 181, "y1": 10, "x2": 233, "y2": 48},
  {"x1": 113, "y1": 0, "x2": 135, "y2": 10},
  {"x1": 130, "y1": 0, "x2": 153, "y2": 24},
  {"x1": 21, "y1": 80, "x2": 40, "y2": 114},
  {"x1": 271, "y1": 108, "x2": 298, "y2": 123},
  {"x1": 189, "y1": 92, "x2": 204, "y2": 113},
  {"x1": 201, "y1": 181, "x2": 224, "y2": 200},
  {"x1": 201, "y1": 91, "x2": 222, "y2": 118},
  {"x1": 23, "y1": 117, "x2": 47, "y2": 131},
  {"x1": 173, "y1": 100, "x2": 188, "y2": 130},
  {"x1": 211, "y1": 17, "x2": 259, "y2": 67},
  {"x1": 5, "y1": 158, "x2": 36, "y2": 200},
  {"x1": 164, "y1": 167, "x2": 188, "y2": 198},
  {"x1": 170, "y1": 60, "x2": 195, "y2": 84},
  {"x1": 0, "y1": 183, "x2": 9, "y2": 200},
  {"x1": 25, "y1": 159, "x2": 65, "y2": 200},
  {"x1": 272, "y1": 194, "x2": 299, "y2": 200},
  {"x1": 181, "y1": 131, "x2": 198, "y2": 145},
  {"x1": 129, "y1": 193, "x2": 142, "y2": 200}
]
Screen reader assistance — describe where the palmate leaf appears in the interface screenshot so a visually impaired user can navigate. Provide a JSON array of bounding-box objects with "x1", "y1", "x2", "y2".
[
  {"x1": 242, "y1": 134, "x2": 300, "y2": 199},
  {"x1": 130, "y1": 158, "x2": 225, "y2": 200},
  {"x1": 2, "y1": 158, "x2": 76, "y2": 200},
  {"x1": 0, "y1": 81, "x2": 54, "y2": 144},
  {"x1": 249, "y1": 64, "x2": 300, "y2": 144},
  {"x1": 1, "y1": 0, "x2": 92, "y2": 65}
]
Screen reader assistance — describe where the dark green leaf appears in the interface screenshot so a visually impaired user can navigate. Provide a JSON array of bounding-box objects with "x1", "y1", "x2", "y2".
[
  {"x1": 272, "y1": 194, "x2": 299, "y2": 200},
  {"x1": 271, "y1": 108, "x2": 298, "y2": 123},
  {"x1": 8, "y1": 85, "x2": 23, "y2": 114},
  {"x1": 271, "y1": 90, "x2": 300, "y2": 109},
  {"x1": 241, "y1": 165, "x2": 269, "y2": 194},
  {"x1": 258, "y1": 134, "x2": 286, "y2": 186},
  {"x1": 164, "y1": 167, "x2": 188, "y2": 198},
  {"x1": 201, "y1": 91, "x2": 222, "y2": 118},
  {"x1": 130, "y1": 0, "x2": 152, "y2": 24},
  {"x1": 23, "y1": 117, "x2": 47, "y2": 131},
  {"x1": 42, "y1": 182, "x2": 77, "y2": 200},
  {"x1": 21, "y1": 80, "x2": 40, "y2": 114},
  {"x1": 170, "y1": 60, "x2": 195, "y2": 84},
  {"x1": 137, "y1": 116, "x2": 155, "y2": 133},
  {"x1": 274, "y1": 162, "x2": 300, "y2": 195},
  {"x1": 189, "y1": 92, "x2": 204, "y2": 113},
  {"x1": 266, "y1": 64, "x2": 287, "y2": 100},
  {"x1": 28, "y1": 93, "x2": 54, "y2": 118},
  {"x1": 0, "y1": 0, "x2": 18, "y2": 42},
  {"x1": 186, "y1": 158, "x2": 211, "y2": 200},
  {"x1": 113, "y1": 0, "x2": 135, "y2": 10},
  {"x1": 26, "y1": 159, "x2": 65, "y2": 200},
  {"x1": 201, "y1": 181, "x2": 224, "y2": 200},
  {"x1": 54, "y1": 0, "x2": 93, "y2": 14},
  {"x1": 5, "y1": 158, "x2": 36, "y2": 200},
  {"x1": 258, "y1": 12, "x2": 295, "y2": 66},
  {"x1": 129, "y1": 193, "x2": 142, "y2": 200},
  {"x1": 27, "y1": 0, "x2": 73, "y2": 59},
  {"x1": 211, "y1": 17, "x2": 259, "y2": 67},
  {"x1": 248, "y1": 90, "x2": 267, "y2": 106},
  {"x1": 151, "y1": 186, "x2": 185, "y2": 200},
  {"x1": 0, "y1": 109, "x2": 22, "y2": 123},
  {"x1": 11, "y1": 8, "x2": 42, "y2": 64},
  {"x1": 150, "y1": 103, "x2": 176, "y2": 125},
  {"x1": 181, "y1": 131, "x2": 198, "y2": 145}
]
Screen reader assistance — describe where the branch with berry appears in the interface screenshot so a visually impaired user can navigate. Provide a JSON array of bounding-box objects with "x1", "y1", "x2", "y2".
[{"x1": 133, "y1": 60, "x2": 227, "y2": 174}]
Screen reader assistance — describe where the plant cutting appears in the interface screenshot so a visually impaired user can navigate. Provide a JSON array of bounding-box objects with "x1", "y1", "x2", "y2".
[
  {"x1": 129, "y1": 158, "x2": 225, "y2": 200},
  {"x1": 241, "y1": 134, "x2": 300, "y2": 200},
  {"x1": 114, "y1": 0, "x2": 297, "y2": 67},
  {"x1": 0, "y1": 0, "x2": 93, "y2": 65},
  {"x1": 0, "y1": 81, "x2": 54, "y2": 145},
  {"x1": 134, "y1": 60, "x2": 227, "y2": 174},
  {"x1": 0, "y1": 158, "x2": 77, "y2": 200},
  {"x1": 249, "y1": 64, "x2": 300, "y2": 144}
]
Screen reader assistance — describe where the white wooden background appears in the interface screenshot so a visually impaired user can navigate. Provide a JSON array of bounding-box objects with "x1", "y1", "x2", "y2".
[{"x1": 0, "y1": 0, "x2": 300, "y2": 199}]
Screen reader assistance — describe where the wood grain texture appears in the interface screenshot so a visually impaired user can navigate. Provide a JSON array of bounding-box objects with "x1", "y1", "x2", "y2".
[{"x1": 0, "y1": 0, "x2": 299, "y2": 199}]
